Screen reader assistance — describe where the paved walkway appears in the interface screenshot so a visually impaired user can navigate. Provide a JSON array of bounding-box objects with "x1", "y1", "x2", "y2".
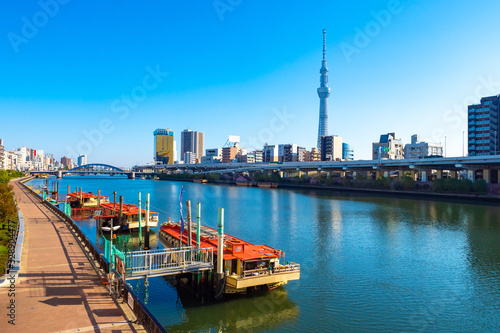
[{"x1": 1, "y1": 179, "x2": 146, "y2": 333}]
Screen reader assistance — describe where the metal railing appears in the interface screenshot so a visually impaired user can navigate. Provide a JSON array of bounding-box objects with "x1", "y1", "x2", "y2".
[
  {"x1": 124, "y1": 247, "x2": 214, "y2": 279},
  {"x1": 273, "y1": 262, "x2": 301, "y2": 274}
]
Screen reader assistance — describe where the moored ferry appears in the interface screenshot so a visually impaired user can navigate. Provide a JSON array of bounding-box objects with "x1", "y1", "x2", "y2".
[
  {"x1": 98, "y1": 202, "x2": 159, "y2": 230},
  {"x1": 67, "y1": 191, "x2": 109, "y2": 208},
  {"x1": 159, "y1": 221, "x2": 300, "y2": 294}
]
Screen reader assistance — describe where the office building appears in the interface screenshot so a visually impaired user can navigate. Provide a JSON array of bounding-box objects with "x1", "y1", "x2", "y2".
[
  {"x1": 77, "y1": 154, "x2": 87, "y2": 166},
  {"x1": 154, "y1": 128, "x2": 174, "y2": 164},
  {"x1": 317, "y1": 29, "x2": 331, "y2": 149},
  {"x1": 61, "y1": 156, "x2": 72, "y2": 169},
  {"x1": 181, "y1": 129, "x2": 204, "y2": 163},
  {"x1": 0, "y1": 139, "x2": 4, "y2": 170},
  {"x1": 201, "y1": 148, "x2": 222, "y2": 164},
  {"x1": 320, "y1": 135, "x2": 343, "y2": 161},
  {"x1": 342, "y1": 143, "x2": 354, "y2": 161},
  {"x1": 404, "y1": 135, "x2": 443, "y2": 159},
  {"x1": 253, "y1": 150, "x2": 264, "y2": 163},
  {"x1": 222, "y1": 146, "x2": 238, "y2": 163},
  {"x1": 297, "y1": 147, "x2": 306, "y2": 162},
  {"x1": 263, "y1": 144, "x2": 278, "y2": 162},
  {"x1": 373, "y1": 132, "x2": 404, "y2": 160},
  {"x1": 278, "y1": 144, "x2": 299, "y2": 162},
  {"x1": 183, "y1": 152, "x2": 197, "y2": 164},
  {"x1": 468, "y1": 95, "x2": 500, "y2": 156}
]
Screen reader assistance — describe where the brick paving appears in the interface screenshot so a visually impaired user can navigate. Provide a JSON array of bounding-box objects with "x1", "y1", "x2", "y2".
[{"x1": 0, "y1": 179, "x2": 146, "y2": 333}]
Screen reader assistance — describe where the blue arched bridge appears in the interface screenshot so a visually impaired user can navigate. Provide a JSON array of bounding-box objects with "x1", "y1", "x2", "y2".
[{"x1": 30, "y1": 164, "x2": 138, "y2": 179}]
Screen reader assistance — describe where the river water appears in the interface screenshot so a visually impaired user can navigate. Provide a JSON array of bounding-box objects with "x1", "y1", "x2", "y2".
[{"x1": 28, "y1": 176, "x2": 500, "y2": 332}]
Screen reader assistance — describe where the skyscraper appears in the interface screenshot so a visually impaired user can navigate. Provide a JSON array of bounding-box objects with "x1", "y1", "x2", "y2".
[
  {"x1": 180, "y1": 129, "x2": 204, "y2": 164},
  {"x1": 317, "y1": 29, "x2": 331, "y2": 149},
  {"x1": 154, "y1": 128, "x2": 174, "y2": 164},
  {"x1": 77, "y1": 154, "x2": 87, "y2": 166}
]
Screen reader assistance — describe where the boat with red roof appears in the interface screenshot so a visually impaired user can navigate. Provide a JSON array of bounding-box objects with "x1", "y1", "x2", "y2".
[{"x1": 159, "y1": 220, "x2": 300, "y2": 295}]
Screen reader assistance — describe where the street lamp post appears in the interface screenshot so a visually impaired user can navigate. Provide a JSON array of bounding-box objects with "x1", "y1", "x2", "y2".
[
  {"x1": 101, "y1": 219, "x2": 120, "y2": 295},
  {"x1": 462, "y1": 131, "x2": 465, "y2": 157},
  {"x1": 445, "y1": 136, "x2": 447, "y2": 158}
]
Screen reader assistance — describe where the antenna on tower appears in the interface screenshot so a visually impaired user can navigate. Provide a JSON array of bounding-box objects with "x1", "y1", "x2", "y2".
[{"x1": 322, "y1": 29, "x2": 326, "y2": 61}]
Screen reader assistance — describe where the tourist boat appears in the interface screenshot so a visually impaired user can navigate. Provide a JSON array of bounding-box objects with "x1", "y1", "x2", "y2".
[
  {"x1": 193, "y1": 179, "x2": 208, "y2": 183},
  {"x1": 67, "y1": 192, "x2": 109, "y2": 208},
  {"x1": 159, "y1": 221, "x2": 300, "y2": 295},
  {"x1": 257, "y1": 182, "x2": 278, "y2": 188},
  {"x1": 98, "y1": 202, "x2": 159, "y2": 230},
  {"x1": 235, "y1": 176, "x2": 252, "y2": 187}
]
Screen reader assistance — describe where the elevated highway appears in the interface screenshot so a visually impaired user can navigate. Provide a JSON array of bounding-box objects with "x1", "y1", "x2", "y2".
[{"x1": 133, "y1": 155, "x2": 500, "y2": 183}]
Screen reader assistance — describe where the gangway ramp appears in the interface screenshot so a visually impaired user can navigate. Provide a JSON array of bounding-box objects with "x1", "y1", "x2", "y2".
[{"x1": 123, "y1": 247, "x2": 213, "y2": 280}]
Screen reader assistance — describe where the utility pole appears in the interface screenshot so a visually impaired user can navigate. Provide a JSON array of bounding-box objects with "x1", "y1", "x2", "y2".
[{"x1": 462, "y1": 131, "x2": 465, "y2": 157}]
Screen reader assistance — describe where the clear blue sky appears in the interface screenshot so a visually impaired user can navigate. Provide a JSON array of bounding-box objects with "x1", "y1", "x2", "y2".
[{"x1": 1, "y1": 1, "x2": 500, "y2": 167}]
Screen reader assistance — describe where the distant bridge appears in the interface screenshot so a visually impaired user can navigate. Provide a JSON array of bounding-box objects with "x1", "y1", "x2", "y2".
[{"x1": 30, "y1": 163, "x2": 139, "y2": 179}]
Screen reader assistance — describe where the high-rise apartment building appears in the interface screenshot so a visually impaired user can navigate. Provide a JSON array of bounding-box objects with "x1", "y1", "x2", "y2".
[
  {"x1": 320, "y1": 135, "x2": 343, "y2": 161},
  {"x1": 154, "y1": 128, "x2": 174, "y2": 164},
  {"x1": 468, "y1": 95, "x2": 500, "y2": 156},
  {"x1": 61, "y1": 156, "x2": 72, "y2": 169},
  {"x1": 181, "y1": 129, "x2": 204, "y2": 163}
]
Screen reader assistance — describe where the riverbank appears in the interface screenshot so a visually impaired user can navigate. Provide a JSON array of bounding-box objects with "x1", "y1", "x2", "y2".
[
  {"x1": 277, "y1": 182, "x2": 500, "y2": 203},
  {"x1": 157, "y1": 174, "x2": 500, "y2": 204}
]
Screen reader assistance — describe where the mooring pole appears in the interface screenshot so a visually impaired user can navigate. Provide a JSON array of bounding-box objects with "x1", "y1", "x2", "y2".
[
  {"x1": 196, "y1": 202, "x2": 202, "y2": 286},
  {"x1": 196, "y1": 203, "x2": 201, "y2": 249},
  {"x1": 119, "y1": 196, "x2": 123, "y2": 227},
  {"x1": 113, "y1": 191, "x2": 117, "y2": 215},
  {"x1": 217, "y1": 208, "x2": 224, "y2": 277},
  {"x1": 138, "y1": 192, "x2": 142, "y2": 245},
  {"x1": 215, "y1": 208, "x2": 225, "y2": 300},
  {"x1": 144, "y1": 193, "x2": 150, "y2": 250},
  {"x1": 97, "y1": 189, "x2": 101, "y2": 206},
  {"x1": 186, "y1": 200, "x2": 192, "y2": 248}
]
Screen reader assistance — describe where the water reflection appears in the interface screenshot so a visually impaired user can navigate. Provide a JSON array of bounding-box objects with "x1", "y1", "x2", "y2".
[{"x1": 165, "y1": 288, "x2": 298, "y2": 332}]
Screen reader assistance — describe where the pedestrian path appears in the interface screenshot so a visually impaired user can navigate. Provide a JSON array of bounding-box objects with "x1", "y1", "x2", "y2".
[{"x1": 0, "y1": 179, "x2": 146, "y2": 333}]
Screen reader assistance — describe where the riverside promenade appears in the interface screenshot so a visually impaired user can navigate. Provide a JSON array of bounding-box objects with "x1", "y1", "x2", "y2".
[{"x1": 0, "y1": 179, "x2": 146, "y2": 333}]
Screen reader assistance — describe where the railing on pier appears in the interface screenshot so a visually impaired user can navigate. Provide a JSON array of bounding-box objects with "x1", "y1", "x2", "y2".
[
  {"x1": 123, "y1": 247, "x2": 214, "y2": 280},
  {"x1": 71, "y1": 207, "x2": 101, "y2": 220}
]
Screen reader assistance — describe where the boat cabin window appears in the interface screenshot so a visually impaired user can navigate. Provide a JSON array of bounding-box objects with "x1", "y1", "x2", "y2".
[{"x1": 244, "y1": 259, "x2": 270, "y2": 271}]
